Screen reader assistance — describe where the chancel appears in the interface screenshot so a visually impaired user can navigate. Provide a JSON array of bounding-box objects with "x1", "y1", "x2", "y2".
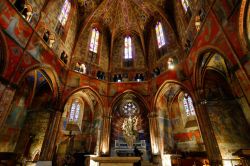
[{"x1": 0, "y1": 0, "x2": 250, "y2": 166}]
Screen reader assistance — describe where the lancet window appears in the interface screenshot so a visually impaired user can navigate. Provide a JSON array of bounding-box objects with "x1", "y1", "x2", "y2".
[
  {"x1": 181, "y1": 0, "x2": 190, "y2": 12},
  {"x1": 69, "y1": 100, "x2": 81, "y2": 122},
  {"x1": 124, "y1": 36, "x2": 132, "y2": 59},
  {"x1": 183, "y1": 93, "x2": 195, "y2": 116},
  {"x1": 58, "y1": 0, "x2": 71, "y2": 26},
  {"x1": 89, "y1": 28, "x2": 100, "y2": 53},
  {"x1": 155, "y1": 22, "x2": 165, "y2": 48}
]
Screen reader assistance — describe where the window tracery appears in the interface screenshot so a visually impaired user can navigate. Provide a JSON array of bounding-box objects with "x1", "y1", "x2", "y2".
[
  {"x1": 155, "y1": 22, "x2": 165, "y2": 48},
  {"x1": 121, "y1": 101, "x2": 138, "y2": 117},
  {"x1": 183, "y1": 93, "x2": 195, "y2": 116}
]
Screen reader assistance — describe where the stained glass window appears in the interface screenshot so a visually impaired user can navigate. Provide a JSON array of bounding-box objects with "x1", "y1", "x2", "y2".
[
  {"x1": 122, "y1": 102, "x2": 138, "y2": 116},
  {"x1": 69, "y1": 100, "x2": 80, "y2": 122},
  {"x1": 155, "y1": 22, "x2": 165, "y2": 48},
  {"x1": 124, "y1": 36, "x2": 132, "y2": 59},
  {"x1": 183, "y1": 93, "x2": 195, "y2": 116},
  {"x1": 181, "y1": 0, "x2": 189, "y2": 12},
  {"x1": 89, "y1": 28, "x2": 99, "y2": 53},
  {"x1": 58, "y1": 0, "x2": 71, "y2": 26}
]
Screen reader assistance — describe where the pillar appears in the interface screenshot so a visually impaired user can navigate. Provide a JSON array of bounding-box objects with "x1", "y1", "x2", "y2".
[
  {"x1": 194, "y1": 101, "x2": 222, "y2": 166},
  {"x1": 149, "y1": 112, "x2": 162, "y2": 166},
  {"x1": 148, "y1": 112, "x2": 160, "y2": 155},
  {"x1": 40, "y1": 110, "x2": 62, "y2": 161},
  {"x1": 100, "y1": 116, "x2": 111, "y2": 155},
  {"x1": 0, "y1": 83, "x2": 16, "y2": 128}
]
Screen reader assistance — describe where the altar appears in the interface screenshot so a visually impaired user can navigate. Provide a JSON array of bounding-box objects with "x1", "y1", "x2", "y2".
[
  {"x1": 112, "y1": 140, "x2": 148, "y2": 160},
  {"x1": 91, "y1": 156, "x2": 141, "y2": 166}
]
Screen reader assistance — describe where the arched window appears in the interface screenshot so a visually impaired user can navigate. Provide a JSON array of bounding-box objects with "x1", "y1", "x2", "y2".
[
  {"x1": 124, "y1": 36, "x2": 132, "y2": 59},
  {"x1": 183, "y1": 93, "x2": 195, "y2": 116},
  {"x1": 58, "y1": 0, "x2": 71, "y2": 26},
  {"x1": 181, "y1": 0, "x2": 190, "y2": 12},
  {"x1": 89, "y1": 28, "x2": 100, "y2": 53},
  {"x1": 155, "y1": 22, "x2": 165, "y2": 48},
  {"x1": 69, "y1": 100, "x2": 81, "y2": 122}
]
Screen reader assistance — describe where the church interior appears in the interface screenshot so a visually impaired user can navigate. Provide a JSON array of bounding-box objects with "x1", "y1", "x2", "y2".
[{"x1": 0, "y1": 0, "x2": 250, "y2": 165}]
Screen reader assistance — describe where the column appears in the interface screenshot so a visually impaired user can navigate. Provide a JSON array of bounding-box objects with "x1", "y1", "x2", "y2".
[
  {"x1": 157, "y1": 115, "x2": 165, "y2": 156},
  {"x1": 100, "y1": 116, "x2": 111, "y2": 155},
  {"x1": 0, "y1": 84, "x2": 16, "y2": 128},
  {"x1": 95, "y1": 126, "x2": 102, "y2": 155},
  {"x1": 149, "y1": 112, "x2": 162, "y2": 166},
  {"x1": 40, "y1": 110, "x2": 62, "y2": 161},
  {"x1": 194, "y1": 101, "x2": 222, "y2": 166},
  {"x1": 148, "y1": 112, "x2": 159, "y2": 155}
]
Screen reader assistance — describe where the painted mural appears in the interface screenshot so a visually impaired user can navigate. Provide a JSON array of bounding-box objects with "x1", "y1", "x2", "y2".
[
  {"x1": 0, "y1": 0, "x2": 32, "y2": 48},
  {"x1": 14, "y1": 111, "x2": 50, "y2": 161},
  {"x1": 56, "y1": 90, "x2": 103, "y2": 165},
  {"x1": 155, "y1": 87, "x2": 204, "y2": 154},
  {"x1": 204, "y1": 70, "x2": 250, "y2": 159},
  {"x1": 1, "y1": 34, "x2": 23, "y2": 80},
  {"x1": 0, "y1": 0, "x2": 249, "y2": 164},
  {"x1": 0, "y1": 87, "x2": 28, "y2": 152}
]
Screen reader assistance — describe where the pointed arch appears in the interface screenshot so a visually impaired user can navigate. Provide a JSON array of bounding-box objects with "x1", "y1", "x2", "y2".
[
  {"x1": 239, "y1": 0, "x2": 250, "y2": 51},
  {"x1": 153, "y1": 80, "x2": 194, "y2": 113},
  {"x1": 17, "y1": 64, "x2": 61, "y2": 106},
  {"x1": 110, "y1": 90, "x2": 149, "y2": 115},
  {"x1": 62, "y1": 86, "x2": 104, "y2": 115},
  {"x1": 193, "y1": 47, "x2": 233, "y2": 92},
  {"x1": 0, "y1": 30, "x2": 8, "y2": 76}
]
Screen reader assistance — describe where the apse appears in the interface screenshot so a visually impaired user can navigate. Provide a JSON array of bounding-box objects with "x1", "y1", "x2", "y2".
[
  {"x1": 0, "y1": 0, "x2": 250, "y2": 165},
  {"x1": 111, "y1": 92, "x2": 150, "y2": 160}
]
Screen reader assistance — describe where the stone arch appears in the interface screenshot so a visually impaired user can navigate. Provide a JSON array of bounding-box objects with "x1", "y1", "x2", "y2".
[
  {"x1": 109, "y1": 90, "x2": 150, "y2": 159},
  {"x1": 153, "y1": 81, "x2": 205, "y2": 161},
  {"x1": 17, "y1": 64, "x2": 61, "y2": 105},
  {"x1": 193, "y1": 47, "x2": 233, "y2": 90},
  {"x1": 194, "y1": 49, "x2": 250, "y2": 161},
  {"x1": 239, "y1": 0, "x2": 250, "y2": 52},
  {"x1": 153, "y1": 80, "x2": 194, "y2": 112},
  {"x1": 56, "y1": 87, "x2": 104, "y2": 161},
  {"x1": 62, "y1": 86, "x2": 104, "y2": 113},
  {"x1": 110, "y1": 90, "x2": 149, "y2": 115},
  {"x1": 0, "y1": 66, "x2": 59, "y2": 161},
  {"x1": 0, "y1": 30, "x2": 8, "y2": 76}
]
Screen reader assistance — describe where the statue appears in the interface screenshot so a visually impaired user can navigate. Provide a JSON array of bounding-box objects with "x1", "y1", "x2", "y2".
[{"x1": 122, "y1": 116, "x2": 138, "y2": 148}]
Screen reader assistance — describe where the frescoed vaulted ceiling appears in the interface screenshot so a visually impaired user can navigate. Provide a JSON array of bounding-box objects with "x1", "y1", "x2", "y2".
[
  {"x1": 76, "y1": 0, "x2": 173, "y2": 37},
  {"x1": 73, "y1": 0, "x2": 180, "y2": 75}
]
